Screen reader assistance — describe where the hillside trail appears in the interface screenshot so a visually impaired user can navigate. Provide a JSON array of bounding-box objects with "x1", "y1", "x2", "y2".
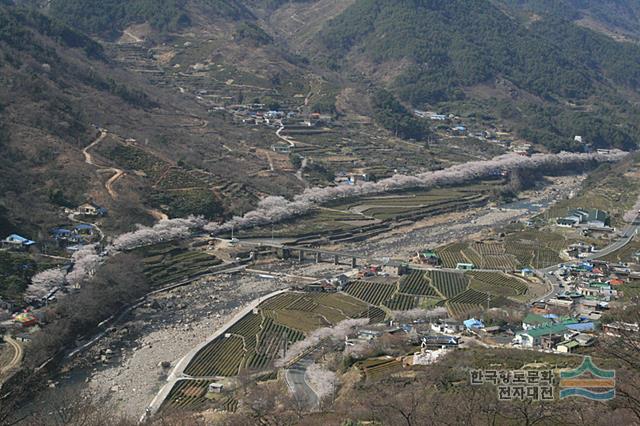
[
  {"x1": 276, "y1": 122, "x2": 309, "y2": 188},
  {"x1": 83, "y1": 130, "x2": 125, "y2": 200},
  {"x1": 0, "y1": 335, "x2": 23, "y2": 380},
  {"x1": 83, "y1": 131, "x2": 167, "y2": 221}
]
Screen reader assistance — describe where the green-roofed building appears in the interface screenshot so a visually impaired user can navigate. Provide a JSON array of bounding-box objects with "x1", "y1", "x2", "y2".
[
  {"x1": 556, "y1": 339, "x2": 580, "y2": 353},
  {"x1": 522, "y1": 313, "x2": 553, "y2": 330},
  {"x1": 514, "y1": 320, "x2": 579, "y2": 348}
]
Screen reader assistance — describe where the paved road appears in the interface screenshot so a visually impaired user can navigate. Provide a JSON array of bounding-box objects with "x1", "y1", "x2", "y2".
[
  {"x1": 284, "y1": 354, "x2": 319, "y2": 411},
  {"x1": 145, "y1": 289, "x2": 288, "y2": 421},
  {"x1": 537, "y1": 215, "x2": 640, "y2": 300}
]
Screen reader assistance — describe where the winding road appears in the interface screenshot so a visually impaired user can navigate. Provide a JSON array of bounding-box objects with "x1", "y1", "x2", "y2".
[
  {"x1": 1, "y1": 335, "x2": 23, "y2": 380},
  {"x1": 284, "y1": 354, "x2": 320, "y2": 411},
  {"x1": 276, "y1": 122, "x2": 309, "y2": 187},
  {"x1": 83, "y1": 130, "x2": 125, "y2": 200},
  {"x1": 538, "y1": 213, "x2": 640, "y2": 300}
]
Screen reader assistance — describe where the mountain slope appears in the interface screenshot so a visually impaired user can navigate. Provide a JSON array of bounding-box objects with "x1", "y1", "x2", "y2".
[
  {"x1": 499, "y1": 0, "x2": 640, "y2": 40},
  {"x1": 47, "y1": 0, "x2": 253, "y2": 38},
  {"x1": 0, "y1": 4, "x2": 225, "y2": 236},
  {"x1": 315, "y1": 0, "x2": 640, "y2": 151},
  {"x1": 0, "y1": 3, "x2": 316, "y2": 238}
]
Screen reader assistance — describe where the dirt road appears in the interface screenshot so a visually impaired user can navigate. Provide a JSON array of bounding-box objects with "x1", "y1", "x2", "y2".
[
  {"x1": 1, "y1": 335, "x2": 23, "y2": 378},
  {"x1": 83, "y1": 131, "x2": 125, "y2": 200}
]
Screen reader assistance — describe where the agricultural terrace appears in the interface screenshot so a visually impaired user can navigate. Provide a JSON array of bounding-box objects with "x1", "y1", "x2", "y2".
[
  {"x1": 140, "y1": 244, "x2": 223, "y2": 287},
  {"x1": 281, "y1": 120, "x2": 505, "y2": 186},
  {"x1": 330, "y1": 182, "x2": 501, "y2": 221},
  {"x1": 237, "y1": 180, "x2": 504, "y2": 239},
  {"x1": 437, "y1": 230, "x2": 573, "y2": 270},
  {"x1": 160, "y1": 379, "x2": 238, "y2": 413},
  {"x1": 543, "y1": 153, "x2": 640, "y2": 227},
  {"x1": 467, "y1": 271, "x2": 530, "y2": 302},
  {"x1": 355, "y1": 357, "x2": 404, "y2": 382},
  {"x1": 183, "y1": 292, "x2": 369, "y2": 378},
  {"x1": 343, "y1": 269, "x2": 531, "y2": 319}
]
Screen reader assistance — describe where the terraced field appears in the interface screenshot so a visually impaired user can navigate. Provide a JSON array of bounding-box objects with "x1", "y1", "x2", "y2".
[
  {"x1": 161, "y1": 380, "x2": 238, "y2": 413},
  {"x1": 161, "y1": 380, "x2": 212, "y2": 412},
  {"x1": 142, "y1": 245, "x2": 222, "y2": 286},
  {"x1": 399, "y1": 271, "x2": 437, "y2": 296},
  {"x1": 356, "y1": 357, "x2": 404, "y2": 381},
  {"x1": 184, "y1": 292, "x2": 372, "y2": 378},
  {"x1": 504, "y1": 231, "x2": 567, "y2": 269},
  {"x1": 184, "y1": 335, "x2": 245, "y2": 377},
  {"x1": 438, "y1": 243, "x2": 471, "y2": 268},
  {"x1": 383, "y1": 293, "x2": 418, "y2": 311},
  {"x1": 602, "y1": 239, "x2": 640, "y2": 263},
  {"x1": 343, "y1": 281, "x2": 397, "y2": 306},
  {"x1": 467, "y1": 271, "x2": 529, "y2": 298},
  {"x1": 428, "y1": 271, "x2": 469, "y2": 298}
]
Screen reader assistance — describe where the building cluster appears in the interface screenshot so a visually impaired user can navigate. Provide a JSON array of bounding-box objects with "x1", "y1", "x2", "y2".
[
  {"x1": 0, "y1": 202, "x2": 106, "y2": 255},
  {"x1": 512, "y1": 313, "x2": 598, "y2": 352},
  {"x1": 556, "y1": 208, "x2": 611, "y2": 231},
  {"x1": 550, "y1": 259, "x2": 634, "y2": 308}
]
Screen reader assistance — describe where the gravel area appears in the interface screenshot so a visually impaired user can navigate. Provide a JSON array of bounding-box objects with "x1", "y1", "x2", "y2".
[
  {"x1": 337, "y1": 175, "x2": 586, "y2": 258},
  {"x1": 45, "y1": 261, "x2": 356, "y2": 419}
]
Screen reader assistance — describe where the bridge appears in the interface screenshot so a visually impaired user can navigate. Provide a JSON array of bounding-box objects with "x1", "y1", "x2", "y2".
[{"x1": 233, "y1": 240, "x2": 394, "y2": 269}]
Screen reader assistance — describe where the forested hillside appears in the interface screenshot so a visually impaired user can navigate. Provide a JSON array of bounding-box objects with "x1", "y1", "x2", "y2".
[
  {"x1": 48, "y1": 0, "x2": 253, "y2": 37},
  {"x1": 500, "y1": 0, "x2": 640, "y2": 38},
  {"x1": 317, "y1": 0, "x2": 640, "y2": 151},
  {"x1": 0, "y1": 4, "x2": 226, "y2": 235}
]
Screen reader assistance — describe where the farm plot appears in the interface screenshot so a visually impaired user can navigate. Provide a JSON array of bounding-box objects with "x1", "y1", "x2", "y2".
[
  {"x1": 472, "y1": 242, "x2": 505, "y2": 256},
  {"x1": 259, "y1": 292, "x2": 368, "y2": 332},
  {"x1": 383, "y1": 293, "x2": 418, "y2": 311},
  {"x1": 356, "y1": 357, "x2": 404, "y2": 382},
  {"x1": 227, "y1": 313, "x2": 263, "y2": 351},
  {"x1": 448, "y1": 288, "x2": 490, "y2": 307},
  {"x1": 161, "y1": 379, "x2": 211, "y2": 412},
  {"x1": 461, "y1": 247, "x2": 483, "y2": 268},
  {"x1": 399, "y1": 271, "x2": 437, "y2": 296},
  {"x1": 161, "y1": 380, "x2": 238, "y2": 413},
  {"x1": 249, "y1": 318, "x2": 304, "y2": 369},
  {"x1": 437, "y1": 243, "x2": 470, "y2": 268},
  {"x1": 428, "y1": 271, "x2": 469, "y2": 298},
  {"x1": 343, "y1": 281, "x2": 397, "y2": 306},
  {"x1": 313, "y1": 293, "x2": 369, "y2": 317},
  {"x1": 356, "y1": 306, "x2": 387, "y2": 323},
  {"x1": 504, "y1": 231, "x2": 567, "y2": 268},
  {"x1": 267, "y1": 309, "x2": 329, "y2": 333},
  {"x1": 183, "y1": 335, "x2": 245, "y2": 377},
  {"x1": 467, "y1": 271, "x2": 529, "y2": 298},
  {"x1": 143, "y1": 247, "x2": 222, "y2": 286},
  {"x1": 479, "y1": 254, "x2": 519, "y2": 270},
  {"x1": 257, "y1": 293, "x2": 303, "y2": 310},
  {"x1": 447, "y1": 302, "x2": 484, "y2": 319}
]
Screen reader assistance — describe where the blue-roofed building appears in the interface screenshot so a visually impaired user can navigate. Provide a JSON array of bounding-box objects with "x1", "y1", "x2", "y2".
[
  {"x1": 2, "y1": 234, "x2": 36, "y2": 251},
  {"x1": 566, "y1": 322, "x2": 598, "y2": 332},
  {"x1": 74, "y1": 224, "x2": 94, "y2": 235},
  {"x1": 51, "y1": 228, "x2": 73, "y2": 240},
  {"x1": 463, "y1": 318, "x2": 485, "y2": 330}
]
